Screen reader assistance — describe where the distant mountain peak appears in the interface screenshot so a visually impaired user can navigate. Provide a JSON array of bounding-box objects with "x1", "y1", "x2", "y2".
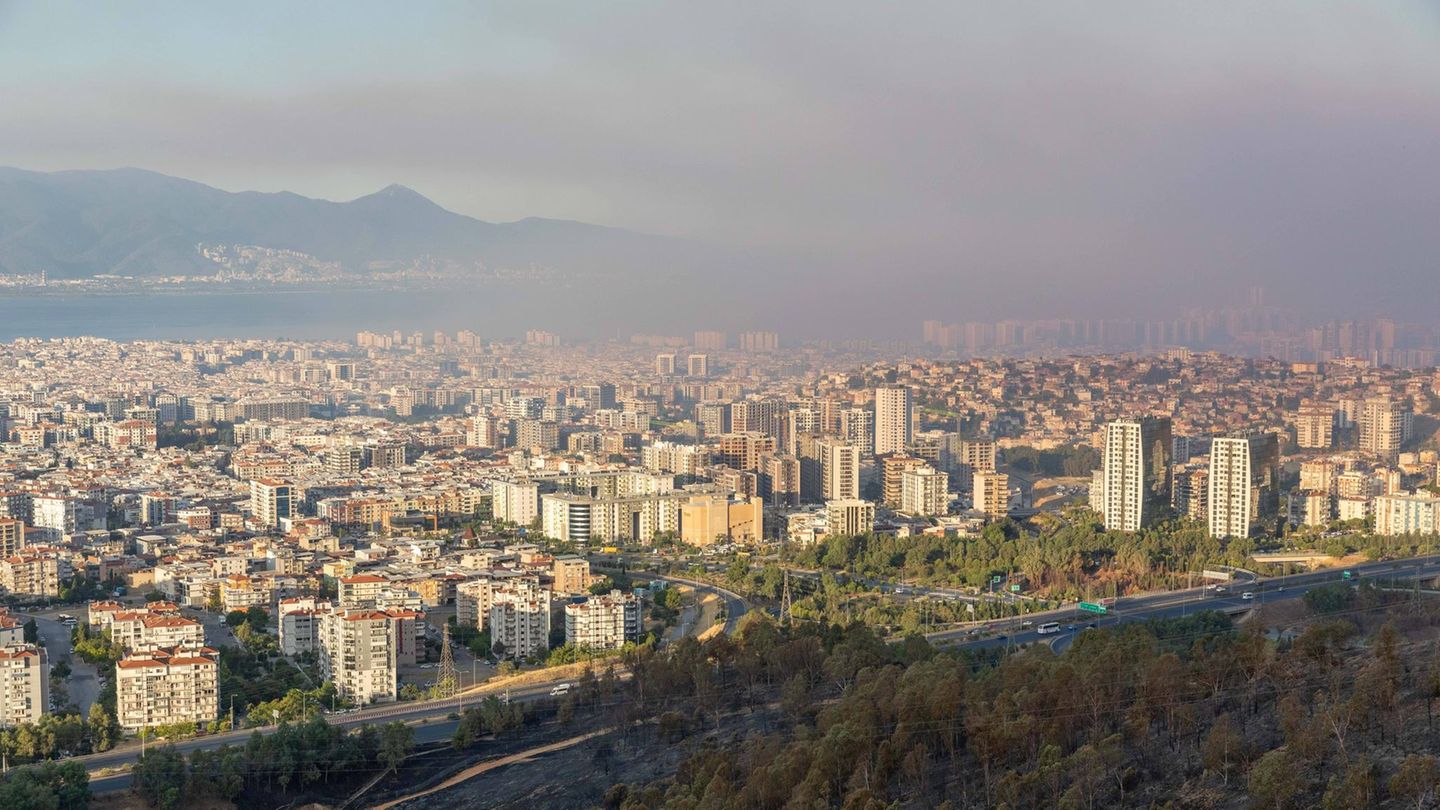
[{"x1": 351, "y1": 183, "x2": 437, "y2": 208}]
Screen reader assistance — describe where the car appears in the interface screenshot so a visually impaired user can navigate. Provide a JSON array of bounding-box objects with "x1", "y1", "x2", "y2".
[
  {"x1": 1242, "y1": 592, "x2": 1255, "y2": 600},
  {"x1": 1213, "y1": 586, "x2": 1227, "y2": 594},
  {"x1": 1065, "y1": 624, "x2": 1076, "y2": 631},
  {"x1": 1086, "y1": 623, "x2": 1097, "y2": 629},
  {"x1": 1020, "y1": 620, "x2": 1034, "y2": 629},
  {"x1": 994, "y1": 634, "x2": 1008, "y2": 641}
]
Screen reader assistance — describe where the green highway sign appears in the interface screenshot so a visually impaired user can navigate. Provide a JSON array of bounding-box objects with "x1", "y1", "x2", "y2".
[
  {"x1": 1078, "y1": 601, "x2": 1108, "y2": 614},
  {"x1": 992, "y1": 575, "x2": 1003, "y2": 583},
  {"x1": 1009, "y1": 584, "x2": 1021, "y2": 593}
]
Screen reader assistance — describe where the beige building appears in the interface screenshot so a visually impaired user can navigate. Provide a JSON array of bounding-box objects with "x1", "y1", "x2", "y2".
[
  {"x1": 115, "y1": 646, "x2": 219, "y2": 732},
  {"x1": 1359, "y1": 397, "x2": 1411, "y2": 459},
  {"x1": 679, "y1": 493, "x2": 764, "y2": 546},
  {"x1": 551, "y1": 556, "x2": 596, "y2": 595},
  {"x1": 248, "y1": 478, "x2": 293, "y2": 529},
  {"x1": 818, "y1": 438, "x2": 860, "y2": 502},
  {"x1": 972, "y1": 471, "x2": 1010, "y2": 518},
  {"x1": 338, "y1": 573, "x2": 389, "y2": 607},
  {"x1": 825, "y1": 499, "x2": 875, "y2": 537},
  {"x1": 0, "y1": 551, "x2": 60, "y2": 598},
  {"x1": 0, "y1": 644, "x2": 48, "y2": 727},
  {"x1": 0, "y1": 519, "x2": 24, "y2": 558},
  {"x1": 874, "y1": 386, "x2": 913, "y2": 457},
  {"x1": 1293, "y1": 405, "x2": 1334, "y2": 449}
]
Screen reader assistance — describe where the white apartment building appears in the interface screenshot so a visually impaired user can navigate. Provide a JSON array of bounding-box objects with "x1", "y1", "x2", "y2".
[
  {"x1": 1359, "y1": 397, "x2": 1412, "y2": 459},
  {"x1": 874, "y1": 386, "x2": 913, "y2": 457},
  {"x1": 899, "y1": 465, "x2": 949, "y2": 516},
  {"x1": 278, "y1": 597, "x2": 326, "y2": 657},
  {"x1": 319, "y1": 609, "x2": 398, "y2": 705},
  {"x1": 108, "y1": 613, "x2": 205, "y2": 653},
  {"x1": 564, "y1": 590, "x2": 641, "y2": 651},
  {"x1": 491, "y1": 479, "x2": 541, "y2": 525},
  {"x1": 248, "y1": 478, "x2": 293, "y2": 529},
  {"x1": 338, "y1": 573, "x2": 390, "y2": 607},
  {"x1": 1374, "y1": 492, "x2": 1440, "y2": 536},
  {"x1": 115, "y1": 646, "x2": 219, "y2": 732},
  {"x1": 0, "y1": 644, "x2": 48, "y2": 727},
  {"x1": 490, "y1": 587, "x2": 551, "y2": 660},
  {"x1": 1100, "y1": 417, "x2": 1172, "y2": 532},
  {"x1": 818, "y1": 439, "x2": 861, "y2": 502},
  {"x1": 1207, "y1": 433, "x2": 1280, "y2": 539}
]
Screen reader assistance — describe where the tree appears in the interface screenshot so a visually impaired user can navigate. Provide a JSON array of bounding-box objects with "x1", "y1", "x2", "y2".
[
  {"x1": 1248, "y1": 750, "x2": 1303, "y2": 810},
  {"x1": 1321, "y1": 758, "x2": 1375, "y2": 810},
  {"x1": 377, "y1": 721, "x2": 414, "y2": 775},
  {"x1": 87, "y1": 703, "x2": 118, "y2": 753},
  {"x1": 1391, "y1": 755, "x2": 1440, "y2": 810},
  {"x1": 22, "y1": 619, "x2": 37, "y2": 644},
  {"x1": 0, "y1": 760, "x2": 90, "y2": 809},
  {"x1": 245, "y1": 606, "x2": 269, "y2": 633},
  {"x1": 1202, "y1": 713, "x2": 1244, "y2": 785},
  {"x1": 224, "y1": 610, "x2": 247, "y2": 628},
  {"x1": 133, "y1": 744, "x2": 189, "y2": 810}
]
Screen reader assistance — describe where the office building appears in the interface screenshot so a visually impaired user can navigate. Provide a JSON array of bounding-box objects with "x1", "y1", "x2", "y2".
[
  {"x1": 1207, "y1": 432, "x2": 1281, "y2": 538},
  {"x1": 678, "y1": 493, "x2": 764, "y2": 546},
  {"x1": 1100, "y1": 417, "x2": 1173, "y2": 532}
]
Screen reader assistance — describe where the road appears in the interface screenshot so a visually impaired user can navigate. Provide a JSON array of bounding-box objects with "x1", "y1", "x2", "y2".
[
  {"x1": 83, "y1": 678, "x2": 566, "y2": 793},
  {"x1": 16, "y1": 609, "x2": 101, "y2": 713},
  {"x1": 933, "y1": 555, "x2": 1440, "y2": 653},
  {"x1": 79, "y1": 571, "x2": 746, "y2": 793}
]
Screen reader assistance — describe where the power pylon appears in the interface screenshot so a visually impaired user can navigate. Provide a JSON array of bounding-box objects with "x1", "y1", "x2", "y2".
[
  {"x1": 780, "y1": 569, "x2": 793, "y2": 627},
  {"x1": 438, "y1": 624, "x2": 458, "y2": 699}
]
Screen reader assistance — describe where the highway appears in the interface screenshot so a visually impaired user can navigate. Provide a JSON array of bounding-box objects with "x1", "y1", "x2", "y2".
[
  {"x1": 78, "y1": 572, "x2": 750, "y2": 793},
  {"x1": 931, "y1": 555, "x2": 1440, "y2": 652}
]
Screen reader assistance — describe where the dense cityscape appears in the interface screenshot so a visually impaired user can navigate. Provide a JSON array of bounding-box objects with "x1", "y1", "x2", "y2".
[
  {"x1": 0, "y1": 321, "x2": 1433, "y2": 806},
  {"x1": 7, "y1": 3, "x2": 1440, "y2": 808}
]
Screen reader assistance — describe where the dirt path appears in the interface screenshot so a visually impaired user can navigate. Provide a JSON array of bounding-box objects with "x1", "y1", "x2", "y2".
[{"x1": 370, "y1": 727, "x2": 616, "y2": 810}]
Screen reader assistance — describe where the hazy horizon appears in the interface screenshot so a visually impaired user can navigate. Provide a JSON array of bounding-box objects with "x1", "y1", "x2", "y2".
[{"x1": 3, "y1": 3, "x2": 1440, "y2": 323}]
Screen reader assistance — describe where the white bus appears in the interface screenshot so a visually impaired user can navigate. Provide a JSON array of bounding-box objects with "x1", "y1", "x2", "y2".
[{"x1": 1036, "y1": 622, "x2": 1061, "y2": 635}]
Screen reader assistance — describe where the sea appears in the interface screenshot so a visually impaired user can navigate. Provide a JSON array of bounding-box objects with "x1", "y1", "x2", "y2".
[{"x1": 0, "y1": 287, "x2": 586, "y2": 342}]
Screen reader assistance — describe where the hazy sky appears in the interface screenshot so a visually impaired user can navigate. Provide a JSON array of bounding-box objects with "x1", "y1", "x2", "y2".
[{"x1": 3, "y1": 2, "x2": 1440, "y2": 317}]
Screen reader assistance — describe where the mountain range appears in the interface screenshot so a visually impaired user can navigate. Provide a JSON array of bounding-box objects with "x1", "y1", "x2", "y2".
[{"x1": 0, "y1": 167, "x2": 704, "y2": 280}]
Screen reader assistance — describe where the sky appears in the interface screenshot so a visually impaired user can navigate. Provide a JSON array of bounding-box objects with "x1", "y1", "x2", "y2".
[{"x1": 2, "y1": 1, "x2": 1440, "y2": 320}]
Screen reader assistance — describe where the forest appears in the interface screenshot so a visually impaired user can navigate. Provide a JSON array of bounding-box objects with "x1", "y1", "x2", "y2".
[{"x1": 602, "y1": 581, "x2": 1440, "y2": 809}]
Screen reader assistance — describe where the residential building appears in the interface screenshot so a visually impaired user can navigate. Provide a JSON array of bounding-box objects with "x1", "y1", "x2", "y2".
[
  {"x1": 0, "y1": 644, "x2": 48, "y2": 727},
  {"x1": 874, "y1": 386, "x2": 913, "y2": 456},
  {"x1": 249, "y1": 478, "x2": 293, "y2": 529},
  {"x1": 818, "y1": 438, "x2": 860, "y2": 501},
  {"x1": 115, "y1": 646, "x2": 219, "y2": 732},
  {"x1": 972, "y1": 471, "x2": 1010, "y2": 518},
  {"x1": 1100, "y1": 417, "x2": 1173, "y2": 532},
  {"x1": 1359, "y1": 397, "x2": 1411, "y2": 459},
  {"x1": 490, "y1": 587, "x2": 550, "y2": 660},
  {"x1": 319, "y1": 609, "x2": 399, "y2": 705},
  {"x1": 1374, "y1": 492, "x2": 1440, "y2": 536},
  {"x1": 678, "y1": 493, "x2": 764, "y2": 546},
  {"x1": 825, "y1": 499, "x2": 875, "y2": 537},
  {"x1": 1207, "y1": 432, "x2": 1281, "y2": 539},
  {"x1": 564, "y1": 590, "x2": 641, "y2": 650},
  {"x1": 0, "y1": 519, "x2": 24, "y2": 558},
  {"x1": 900, "y1": 465, "x2": 949, "y2": 516},
  {"x1": 0, "y1": 551, "x2": 60, "y2": 598}
]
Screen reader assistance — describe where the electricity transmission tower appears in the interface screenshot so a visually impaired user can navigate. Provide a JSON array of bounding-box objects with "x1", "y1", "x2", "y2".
[
  {"x1": 438, "y1": 624, "x2": 458, "y2": 699},
  {"x1": 780, "y1": 568, "x2": 793, "y2": 627}
]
